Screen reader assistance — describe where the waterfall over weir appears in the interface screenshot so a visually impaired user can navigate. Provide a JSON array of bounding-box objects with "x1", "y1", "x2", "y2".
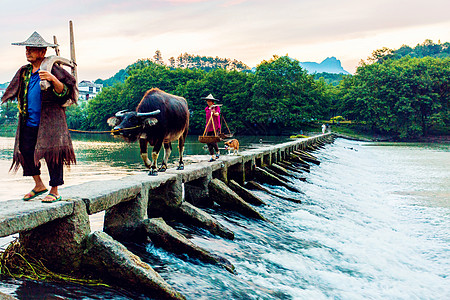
[{"x1": 1, "y1": 135, "x2": 449, "y2": 299}]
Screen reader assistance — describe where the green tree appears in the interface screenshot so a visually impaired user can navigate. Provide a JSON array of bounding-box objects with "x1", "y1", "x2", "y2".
[
  {"x1": 153, "y1": 50, "x2": 164, "y2": 65},
  {"x1": 368, "y1": 47, "x2": 397, "y2": 63},
  {"x1": 337, "y1": 56, "x2": 450, "y2": 138},
  {"x1": 250, "y1": 55, "x2": 330, "y2": 132},
  {"x1": 83, "y1": 56, "x2": 331, "y2": 135},
  {"x1": 86, "y1": 83, "x2": 126, "y2": 130},
  {"x1": 66, "y1": 101, "x2": 89, "y2": 130},
  {"x1": 0, "y1": 102, "x2": 18, "y2": 124}
]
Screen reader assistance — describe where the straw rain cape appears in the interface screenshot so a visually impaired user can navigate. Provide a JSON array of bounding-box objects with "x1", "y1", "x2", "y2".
[{"x1": 1, "y1": 64, "x2": 78, "y2": 172}]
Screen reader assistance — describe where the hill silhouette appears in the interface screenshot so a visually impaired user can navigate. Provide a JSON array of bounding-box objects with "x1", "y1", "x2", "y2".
[{"x1": 299, "y1": 57, "x2": 350, "y2": 74}]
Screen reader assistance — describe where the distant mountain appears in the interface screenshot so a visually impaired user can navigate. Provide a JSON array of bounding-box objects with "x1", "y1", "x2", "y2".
[
  {"x1": 299, "y1": 57, "x2": 350, "y2": 75},
  {"x1": 0, "y1": 82, "x2": 9, "y2": 89}
]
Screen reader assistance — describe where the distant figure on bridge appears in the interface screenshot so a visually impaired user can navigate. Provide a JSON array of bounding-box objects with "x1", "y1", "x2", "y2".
[
  {"x1": 322, "y1": 124, "x2": 326, "y2": 134},
  {"x1": 203, "y1": 94, "x2": 221, "y2": 162},
  {"x1": 1, "y1": 32, "x2": 77, "y2": 203}
]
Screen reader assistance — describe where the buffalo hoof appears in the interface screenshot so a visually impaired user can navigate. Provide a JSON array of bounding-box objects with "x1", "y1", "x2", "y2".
[
  {"x1": 148, "y1": 169, "x2": 158, "y2": 176},
  {"x1": 177, "y1": 164, "x2": 184, "y2": 170}
]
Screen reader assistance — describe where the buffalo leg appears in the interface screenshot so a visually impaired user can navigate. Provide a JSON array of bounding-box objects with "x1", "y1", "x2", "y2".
[
  {"x1": 149, "y1": 141, "x2": 163, "y2": 176},
  {"x1": 177, "y1": 131, "x2": 187, "y2": 170},
  {"x1": 139, "y1": 139, "x2": 152, "y2": 169},
  {"x1": 159, "y1": 142, "x2": 172, "y2": 172}
]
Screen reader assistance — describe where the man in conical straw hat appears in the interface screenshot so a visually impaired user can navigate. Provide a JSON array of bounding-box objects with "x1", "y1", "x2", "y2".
[
  {"x1": 1, "y1": 31, "x2": 78, "y2": 203},
  {"x1": 202, "y1": 93, "x2": 221, "y2": 162}
]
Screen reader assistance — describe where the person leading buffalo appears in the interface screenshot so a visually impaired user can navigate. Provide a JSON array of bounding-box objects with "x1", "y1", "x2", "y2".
[{"x1": 1, "y1": 32, "x2": 77, "y2": 203}]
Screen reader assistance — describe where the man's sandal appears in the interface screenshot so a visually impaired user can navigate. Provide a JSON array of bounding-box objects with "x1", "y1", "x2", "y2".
[
  {"x1": 42, "y1": 193, "x2": 62, "y2": 203},
  {"x1": 23, "y1": 189, "x2": 48, "y2": 201}
]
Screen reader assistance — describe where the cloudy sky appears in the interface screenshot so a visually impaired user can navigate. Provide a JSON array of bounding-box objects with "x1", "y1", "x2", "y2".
[{"x1": 0, "y1": 0, "x2": 449, "y2": 83}]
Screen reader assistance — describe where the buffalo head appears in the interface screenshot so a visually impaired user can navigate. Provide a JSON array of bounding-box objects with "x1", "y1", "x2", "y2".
[{"x1": 107, "y1": 109, "x2": 160, "y2": 142}]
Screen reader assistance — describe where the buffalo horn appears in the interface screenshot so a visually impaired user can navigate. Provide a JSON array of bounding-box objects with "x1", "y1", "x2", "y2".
[
  {"x1": 137, "y1": 109, "x2": 161, "y2": 117},
  {"x1": 115, "y1": 110, "x2": 128, "y2": 117}
]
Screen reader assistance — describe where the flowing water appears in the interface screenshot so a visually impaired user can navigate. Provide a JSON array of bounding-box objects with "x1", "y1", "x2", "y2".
[{"x1": 0, "y1": 134, "x2": 449, "y2": 299}]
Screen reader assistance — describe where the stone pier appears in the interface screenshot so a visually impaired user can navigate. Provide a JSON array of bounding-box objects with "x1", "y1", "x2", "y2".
[{"x1": 0, "y1": 133, "x2": 335, "y2": 298}]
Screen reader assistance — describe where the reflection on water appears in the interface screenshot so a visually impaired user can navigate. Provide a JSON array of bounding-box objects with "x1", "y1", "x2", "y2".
[{"x1": 0, "y1": 135, "x2": 449, "y2": 299}]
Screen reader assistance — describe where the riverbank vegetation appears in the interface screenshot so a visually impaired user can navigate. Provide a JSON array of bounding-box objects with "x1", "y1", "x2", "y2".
[
  {"x1": 1, "y1": 39, "x2": 448, "y2": 140},
  {"x1": 338, "y1": 56, "x2": 449, "y2": 139},
  {"x1": 85, "y1": 55, "x2": 331, "y2": 135}
]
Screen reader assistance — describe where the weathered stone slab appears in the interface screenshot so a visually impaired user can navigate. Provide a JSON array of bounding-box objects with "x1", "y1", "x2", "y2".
[
  {"x1": 220, "y1": 155, "x2": 243, "y2": 165},
  {"x1": 246, "y1": 181, "x2": 302, "y2": 204},
  {"x1": 61, "y1": 173, "x2": 177, "y2": 214},
  {"x1": 268, "y1": 163, "x2": 291, "y2": 176},
  {"x1": 19, "y1": 199, "x2": 90, "y2": 273},
  {"x1": 209, "y1": 179, "x2": 266, "y2": 220},
  {"x1": 83, "y1": 231, "x2": 185, "y2": 300},
  {"x1": 254, "y1": 166, "x2": 302, "y2": 194},
  {"x1": 279, "y1": 161, "x2": 310, "y2": 173},
  {"x1": 176, "y1": 201, "x2": 234, "y2": 240},
  {"x1": 167, "y1": 162, "x2": 212, "y2": 182},
  {"x1": 0, "y1": 199, "x2": 75, "y2": 237},
  {"x1": 142, "y1": 218, "x2": 235, "y2": 273},
  {"x1": 228, "y1": 179, "x2": 266, "y2": 206},
  {"x1": 104, "y1": 189, "x2": 149, "y2": 240},
  {"x1": 262, "y1": 166, "x2": 290, "y2": 183},
  {"x1": 184, "y1": 174, "x2": 212, "y2": 207},
  {"x1": 270, "y1": 163, "x2": 307, "y2": 181},
  {"x1": 148, "y1": 175, "x2": 183, "y2": 216}
]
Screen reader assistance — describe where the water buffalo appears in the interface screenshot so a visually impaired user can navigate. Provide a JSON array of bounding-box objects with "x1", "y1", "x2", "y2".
[{"x1": 107, "y1": 88, "x2": 189, "y2": 175}]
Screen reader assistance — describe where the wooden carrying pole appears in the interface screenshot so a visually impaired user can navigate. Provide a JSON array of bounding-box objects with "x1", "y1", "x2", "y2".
[
  {"x1": 53, "y1": 36, "x2": 60, "y2": 56},
  {"x1": 40, "y1": 21, "x2": 79, "y2": 103},
  {"x1": 199, "y1": 115, "x2": 220, "y2": 143},
  {"x1": 202, "y1": 115, "x2": 215, "y2": 137},
  {"x1": 69, "y1": 20, "x2": 78, "y2": 84}
]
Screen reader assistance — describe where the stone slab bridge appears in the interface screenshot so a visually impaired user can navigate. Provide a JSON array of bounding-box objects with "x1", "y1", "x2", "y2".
[{"x1": 0, "y1": 133, "x2": 334, "y2": 300}]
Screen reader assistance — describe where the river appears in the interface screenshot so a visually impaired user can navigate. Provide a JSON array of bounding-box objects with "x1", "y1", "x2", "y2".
[{"x1": 0, "y1": 134, "x2": 449, "y2": 299}]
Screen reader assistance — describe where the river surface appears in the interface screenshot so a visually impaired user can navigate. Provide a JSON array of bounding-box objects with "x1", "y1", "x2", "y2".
[{"x1": 0, "y1": 134, "x2": 449, "y2": 299}]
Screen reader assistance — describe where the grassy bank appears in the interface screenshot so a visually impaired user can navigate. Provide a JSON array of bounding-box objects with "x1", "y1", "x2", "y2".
[
  {"x1": 330, "y1": 125, "x2": 380, "y2": 141},
  {"x1": 328, "y1": 123, "x2": 450, "y2": 143}
]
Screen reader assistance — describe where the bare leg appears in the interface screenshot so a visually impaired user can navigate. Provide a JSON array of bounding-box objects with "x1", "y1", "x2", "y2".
[
  {"x1": 23, "y1": 175, "x2": 47, "y2": 199},
  {"x1": 32, "y1": 175, "x2": 47, "y2": 191},
  {"x1": 42, "y1": 186, "x2": 60, "y2": 202}
]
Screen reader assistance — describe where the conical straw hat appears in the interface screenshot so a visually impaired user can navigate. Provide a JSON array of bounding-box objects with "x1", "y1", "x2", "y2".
[
  {"x1": 201, "y1": 94, "x2": 220, "y2": 102},
  {"x1": 12, "y1": 31, "x2": 58, "y2": 48}
]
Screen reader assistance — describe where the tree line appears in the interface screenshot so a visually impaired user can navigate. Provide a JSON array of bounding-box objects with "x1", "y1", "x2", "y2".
[
  {"x1": 94, "y1": 52, "x2": 249, "y2": 88},
  {"x1": 370, "y1": 39, "x2": 450, "y2": 63},
  {"x1": 81, "y1": 51, "x2": 449, "y2": 139},
  {"x1": 1, "y1": 40, "x2": 449, "y2": 139},
  {"x1": 337, "y1": 56, "x2": 449, "y2": 138},
  {"x1": 73, "y1": 55, "x2": 330, "y2": 135}
]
